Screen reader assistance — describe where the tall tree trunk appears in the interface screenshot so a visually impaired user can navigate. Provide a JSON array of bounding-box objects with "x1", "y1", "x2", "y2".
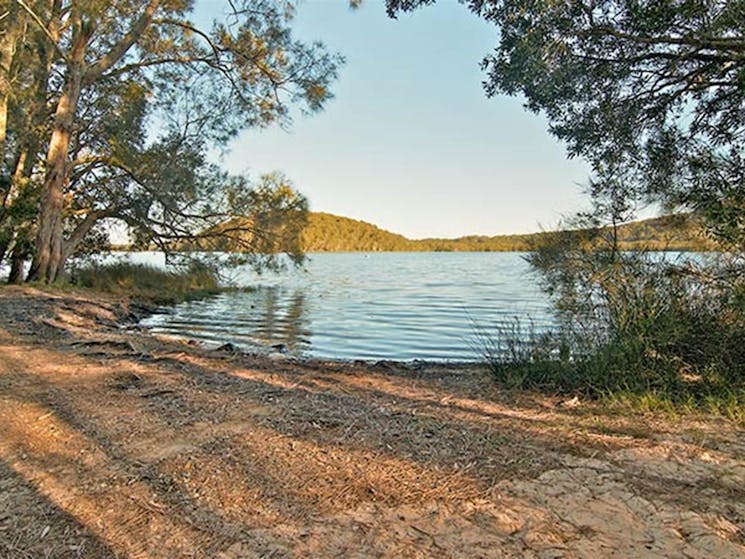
[
  {"x1": 26, "y1": 87, "x2": 79, "y2": 282},
  {"x1": 8, "y1": 240, "x2": 26, "y2": 284},
  {"x1": 0, "y1": 231, "x2": 11, "y2": 266},
  {"x1": 2, "y1": 0, "x2": 54, "y2": 218},
  {"x1": 1, "y1": 14, "x2": 54, "y2": 233},
  {"x1": 27, "y1": 0, "x2": 159, "y2": 283},
  {"x1": 27, "y1": 22, "x2": 90, "y2": 283},
  {"x1": 0, "y1": 2, "x2": 22, "y2": 163}
]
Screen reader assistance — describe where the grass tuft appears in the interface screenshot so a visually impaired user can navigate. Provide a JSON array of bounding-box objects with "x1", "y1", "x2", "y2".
[{"x1": 70, "y1": 261, "x2": 221, "y2": 304}]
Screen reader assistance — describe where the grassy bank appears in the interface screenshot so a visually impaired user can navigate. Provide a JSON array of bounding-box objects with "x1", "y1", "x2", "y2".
[
  {"x1": 69, "y1": 261, "x2": 223, "y2": 305},
  {"x1": 480, "y1": 340, "x2": 745, "y2": 423}
]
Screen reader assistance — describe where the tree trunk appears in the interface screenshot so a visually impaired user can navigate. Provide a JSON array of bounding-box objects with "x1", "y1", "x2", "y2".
[
  {"x1": 0, "y1": 89, "x2": 8, "y2": 166},
  {"x1": 0, "y1": 149, "x2": 27, "y2": 217},
  {"x1": 8, "y1": 241, "x2": 26, "y2": 284},
  {"x1": 26, "y1": 117, "x2": 72, "y2": 282},
  {"x1": 51, "y1": 209, "x2": 109, "y2": 281},
  {"x1": 0, "y1": 232, "x2": 10, "y2": 267},
  {"x1": 27, "y1": 23, "x2": 90, "y2": 283},
  {"x1": 0, "y1": 3, "x2": 21, "y2": 163},
  {"x1": 1, "y1": 15, "x2": 54, "y2": 230},
  {"x1": 27, "y1": 0, "x2": 159, "y2": 283}
]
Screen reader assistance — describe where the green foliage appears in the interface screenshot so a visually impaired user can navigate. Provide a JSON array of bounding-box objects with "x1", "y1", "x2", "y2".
[
  {"x1": 477, "y1": 240, "x2": 745, "y2": 419},
  {"x1": 1, "y1": 0, "x2": 342, "y2": 280},
  {"x1": 473, "y1": 317, "x2": 569, "y2": 390},
  {"x1": 70, "y1": 261, "x2": 221, "y2": 305},
  {"x1": 301, "y1": 213, "x2": 420, "y2": 252},
  {"x1": 387, "y1": 0, "x2": 745, "y2": 250},
  {"x1": 194, "y1": 173, "x2": 309, "y2": 271}
]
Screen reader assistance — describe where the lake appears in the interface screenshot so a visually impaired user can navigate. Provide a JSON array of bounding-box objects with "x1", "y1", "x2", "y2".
[{"x1": 137, "y1": 252, "x2": 553, "y2": 361}]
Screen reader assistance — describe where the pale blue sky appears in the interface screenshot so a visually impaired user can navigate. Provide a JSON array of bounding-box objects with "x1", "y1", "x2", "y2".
[{"x1": 207, "y1": 0, "x2": 592, "y2": 238}]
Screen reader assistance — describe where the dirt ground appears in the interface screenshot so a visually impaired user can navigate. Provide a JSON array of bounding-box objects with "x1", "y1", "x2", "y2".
[{"x1": 0, "y1": 286, "x2": 744, "y2": 558}]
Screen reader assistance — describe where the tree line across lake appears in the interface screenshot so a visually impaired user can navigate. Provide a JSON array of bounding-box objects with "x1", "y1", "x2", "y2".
[
  {"x1": 300, "y1": 212, "x2": 717, "y2": 253},
  {"x1": 200, "y1": 211, "x2": 715, "y2": 254}
]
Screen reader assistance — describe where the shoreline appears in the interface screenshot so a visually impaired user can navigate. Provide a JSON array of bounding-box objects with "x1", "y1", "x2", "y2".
[
  {"x1": 127, "y1": 290, "x2": 485, "y2": 367},
  {"x1": 1, "y1": 285, "x2": 744, "y2": 557}
]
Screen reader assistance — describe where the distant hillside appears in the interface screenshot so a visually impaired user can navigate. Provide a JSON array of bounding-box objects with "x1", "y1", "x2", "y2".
[
  {"x1": 300, "y1": 212, "x2": 713, "y2": 252},
  {"x1": 603, "y1": 213, "x2": 714, "y2": 251},
  {"x1": 202, "y1": 212, "x2": 712, "y2": 253},
  {"x1": 300, "y1": 213, "x2": 420, "y2": 252}
]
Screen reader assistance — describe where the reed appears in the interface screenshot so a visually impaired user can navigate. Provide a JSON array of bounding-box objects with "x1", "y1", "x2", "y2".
[
  {"x1": 70, "y1": 261, "x2": 221, "y2": 304},
  {"x1": 476, "y1": 250, "x2": 745, "y2": 421}
]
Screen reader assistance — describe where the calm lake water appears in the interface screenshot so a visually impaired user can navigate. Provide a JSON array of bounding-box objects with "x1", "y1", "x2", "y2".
[{"x1": 136, "y1": 252, "x2": 553, "y2": 361}]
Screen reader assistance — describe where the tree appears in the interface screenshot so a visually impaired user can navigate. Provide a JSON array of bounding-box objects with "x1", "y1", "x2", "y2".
[
  {"x1": 0, "y1": 0, "x2": 21, "y2": 160},
  {"x1": 389, "y1": 1, "x2": 745, "y2": 403},
  {"x1": 387, "y1": 0, "x2": 745, "y2": 248},
  {"x1": 6, "y1": 0, "x2": 341, "y2": 282},
  {"x1": 0, "y1": 0, "x2": 57, "y2": 280}
]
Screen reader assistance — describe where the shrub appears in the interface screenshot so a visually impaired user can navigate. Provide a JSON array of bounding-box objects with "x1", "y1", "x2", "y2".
[{"x1": 479, "y1": 238, "x2": 745, "y2": 417}]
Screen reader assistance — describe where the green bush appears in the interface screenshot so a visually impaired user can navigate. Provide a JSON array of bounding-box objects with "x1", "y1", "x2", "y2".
[{"x1": 479, "y1": 243, "x2": 745, "y2": 419}]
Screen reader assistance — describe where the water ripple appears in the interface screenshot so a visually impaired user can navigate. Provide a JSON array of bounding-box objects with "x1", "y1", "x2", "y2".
[{"x1": 141, "y1": 252, "x2": 554, "y2": 361}]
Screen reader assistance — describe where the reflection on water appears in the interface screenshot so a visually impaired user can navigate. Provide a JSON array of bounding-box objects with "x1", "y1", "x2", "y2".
[
  {"x1": 152, "y1": 287, "x2": 314, "y2": 354},
  {"x1": 253, "y1": 289, "x2": 311, "y2": 353},
  {"x1": 141, "y1": 252, "x2": 554, "y2": 361}
]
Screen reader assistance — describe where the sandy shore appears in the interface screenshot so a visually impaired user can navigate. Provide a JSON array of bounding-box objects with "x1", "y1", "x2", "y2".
[{"x1": 0, "y1": 285, "x2": 743, "y2": 558}]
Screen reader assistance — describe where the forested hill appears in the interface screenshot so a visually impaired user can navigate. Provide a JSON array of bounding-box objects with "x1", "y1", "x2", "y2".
[
  {"x1": 301, "y1": 212, "x2": 712, "y2": 252},
  {"x1": 301, "y1": 213, "x2": 420, "y2": 252}
]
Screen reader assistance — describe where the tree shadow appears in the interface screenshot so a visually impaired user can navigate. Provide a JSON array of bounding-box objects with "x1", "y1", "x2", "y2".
[
  {"x1": 0, "y1": 457, "x2": 117, "y2": 558},
  {"x1": 2, "y1": 332, "x2": 744, "y2": 557}
]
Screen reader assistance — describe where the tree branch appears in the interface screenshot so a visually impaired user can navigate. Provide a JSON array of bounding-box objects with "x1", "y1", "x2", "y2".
[
  {"x1": 13, "y1": 0, "x2": 68, "y2": 61},
  {"x1": 83, "y1": 0, "x2": 162, "y2": 85},
  {"x1": 588, "y1": 25, "x2": 745, "y2": 54}
]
